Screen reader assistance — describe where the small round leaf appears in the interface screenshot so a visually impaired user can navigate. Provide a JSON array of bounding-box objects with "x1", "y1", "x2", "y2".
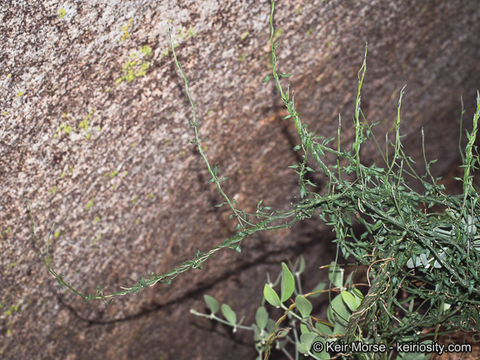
[
  {"x1": 203, "y1": 294, "x2": 219, "y2": 314},
  {"x1": 315, "y1": 321, "x2": 333, "y2": 336},
  {"x1": 264, "y1": 284, "x2": 281, "y2": 307},
  {"x1": 221, "y1": 304, "x2": 237, "y2": 325},
  {"x1": 255, "y1": 306, "x2": 268, "y2": 330},
  {"x1": 295, "y1": 295, "x2": 313, "y2": 318},
  {"x1": 341, "y1": 290, "x2": 359, "y2": 312},
  {"x1": 300, "y1": 332, "x2": 318, "y2": 349},
  {"x1": 327, "y1": 294, "x2": 350, "y2": 326},
  {"x1": 281, "y1": 262, "x2": 295, "y2": 302}
]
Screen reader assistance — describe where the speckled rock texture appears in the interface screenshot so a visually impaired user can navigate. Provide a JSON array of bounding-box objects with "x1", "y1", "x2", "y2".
[{"x1": 1, "y1": 0, "x2": 479, "y2": 359}]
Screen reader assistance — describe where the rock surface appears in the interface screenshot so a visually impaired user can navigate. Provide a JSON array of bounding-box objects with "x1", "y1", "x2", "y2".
[{"x1": 1, "y1": 0, "x2": 479, "y2": 359}]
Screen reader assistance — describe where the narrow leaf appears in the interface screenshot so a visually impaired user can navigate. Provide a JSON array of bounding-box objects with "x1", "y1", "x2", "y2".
[{"x1": 297, "y1": 256, "x2": 306, "y2": 274}]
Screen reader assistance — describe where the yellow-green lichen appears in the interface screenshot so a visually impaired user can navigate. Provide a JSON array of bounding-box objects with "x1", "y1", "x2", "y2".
[
  {"x1": 108, "y1": 170, "x2": 119, "y2": 178},
  {"x1": 49, "y1": 185, "x2": 58, "y2": 195},
  {"x1": 4, "y1": 262, "x2": 16, "y2": 275},
  {"x1": 85, "y1": 198, "x2": 94, "y2": 210},
  {"x1": 6, "y1": 73, "x2": 12, "y2": 78},
  {"x1": 140, "y1": 45, "x2": 152, "y2": 56},
  {"x1": 116, "y1": 47, "x2": 152, "y2": 84},
  {"x1": 91, "y1": 232, "x2": 101, "y2": 247},
  {"x1": 294, "y1": 6, "x2": 304, "y2": 14},
  {"x1": 58, "y1": 8, "x2": 66, "y2": 18},
  {"x1": 120, "y1": 18, "x2": 133, "y2": 41},
  {"x1": 185, "y1": 26, "x2": 198, "y2": 38},
  {"x1": 240, "y1": 31, "x2": 249, "y2": 40},
  {"x1": 237, "y1": 53, "x2": 249, "y2": 62},
  {"x1": 146, "y1": 192, "x2": 155, "y2": 199},
  {"x1": 176, "y1": 26, "x2": 198, "y2": 40},
  {"x1": 273, "y1": 28, "x2": 284, "y2": 41},
  {"x1": 4, "y1": 302, "x2": 20, "y2": 318},
  {"x1": 54, "y1": 230, "x2": 61, "y2": 239},
  {"x1": 93, "y1": 216, "x2": 100, "y2": 224},
  {"x1": 16, "y1": 91, "x2": 25, "y2": 97},
  {"x1": 54, "y1": 122, "x2": 73, "y2": 139},
  {"x1": 78, "y1": 108, "x2": 94, "y2": 130}
]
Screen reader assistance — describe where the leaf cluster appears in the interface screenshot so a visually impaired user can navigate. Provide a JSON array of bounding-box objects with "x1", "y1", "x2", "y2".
[{"x1": 29, "y1": 0, "x2": 480, "y2": 357}]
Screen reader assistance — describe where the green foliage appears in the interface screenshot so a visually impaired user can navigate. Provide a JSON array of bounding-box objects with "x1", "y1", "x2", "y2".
[
  {"x1": 280, "y1": 262, "x2": 295, "y2": 302},
  {"x1": 255, "y1": 306, "x2": 268, "y2": 330},
  {"x1": 203, "y1": 294, "x2": 219, "y2": 314},
  {"x1": 191, "y1": 259, "x2": 362, "y2": 359},
  {"x1": 263, "y1": 284, "x2": 281, "y2": 308},
  {"x1": 295, "y1": 294, "x2": 312, "y2": 318},
  {"x1": 28, "y1": 0, "x2": 480, "y2": 358},
  {"x1": 328, "y1": 262, "x2": 343, "y2": 289},
  {"x1": 221, "y1": 304, "x2": 237, "y2": 326}
]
